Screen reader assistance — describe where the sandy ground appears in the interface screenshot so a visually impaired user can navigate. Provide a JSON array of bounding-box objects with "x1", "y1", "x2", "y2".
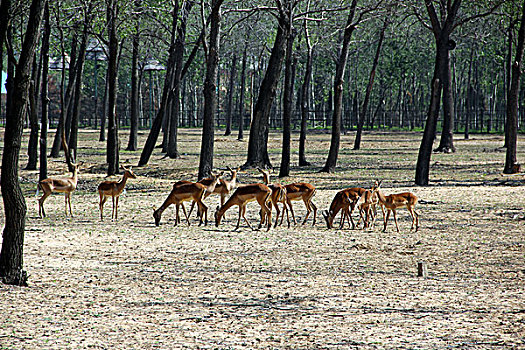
[{"x1": 1, "y1": 129, "x2": 524, "y2": 349}]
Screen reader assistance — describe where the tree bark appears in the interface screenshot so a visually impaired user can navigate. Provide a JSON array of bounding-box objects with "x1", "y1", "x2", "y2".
[
  {"x1": 127, "y1": 1, "x2": 141, "y2": 151},
  {"x1": 198, "y1": 0, "x2": 223, "y2": 179},
  {"x1": 279, "y1": 23, "x2": 296, "y2": 178},
  {"x1": 224, "y1": 53, "x2": 237, "y2": 136},
  {"x1": 354, "y1": 19, "x2": 387, "y2": 150},
  {"x1": 321, "y1": 0, "x2": 358, "y2": 173},
  {"x1": 298, "y1": 35, "x2": 313, "y2": 166},
  {"x1": 244, "y1": 8, "x2": 290, "y2": 169},
  {"x1": 1, "y1": 0, "x2": 45, "y2": 286},
  {"x1": 238, "y1": 44, "x2": 248, "y2": 141},
  {"x1": 504, "y1": 0, "x2": 525, "y2": 174},
  {"x1": 39, "y1": 2, "x2": 50, "y2": 180},
  {"x1": 26, "y1": 59, "x2": 40, "y2": 170},
  {"x1": 106, "y1": 0, "x2": 119, "y2": 176}
]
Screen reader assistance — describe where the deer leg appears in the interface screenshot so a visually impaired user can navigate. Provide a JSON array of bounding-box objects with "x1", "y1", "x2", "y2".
[
  {"x1": 241, "y1": 205, "x2": 254, "y2": 230},
  {"x1": 383, "y1": 210, "x2": 391, "y2": 232},
  {"x1": 111, "y1": 196, "x2": 116, "y2": 220},
  {"x1": 39, "y1": 191, "x2": 51, "y2": 218},
  {"x1": 349, "y1": 205, "x2": 357, "y2": 230},
  {"x1": 310, "y1": 201, "x2": 317, "y2": 226},
  {"x1": 392, "y1": 210, "x2": 400, "y2": 232},
  {"x1": 235, "y1": 205, "x2": 242, "y2": 230},
  {"x1": 273, "y1": 202, "x2": 280, "y2": 228},
  {"x1": 287, "y1": 199, "x2": 297, "y2": 225},
  {"x1": 115, "y1": 196, "x2": 119, "y2": 221},
  {"x1": 301, "y1": 198, "x2": 311, "y2": 225},
  {"x1": 414, "y1": 208, "x2": 419, "y2": 231},
  {"x1": 99, "y1": 195, "x2": 107, "y2": 221},
  {"x1": 198, "y1": 201, "x2": 208, "y2": 226}
]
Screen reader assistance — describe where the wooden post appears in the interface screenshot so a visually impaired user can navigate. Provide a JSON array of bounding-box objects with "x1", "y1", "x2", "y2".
[{"x1": 417, "y1": 262, "x2": 428, "y2": 277}]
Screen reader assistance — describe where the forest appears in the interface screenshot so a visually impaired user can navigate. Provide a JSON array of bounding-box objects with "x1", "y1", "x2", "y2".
[{"x1": 0, "y1": 0, "x2": 524, "y2": 348}]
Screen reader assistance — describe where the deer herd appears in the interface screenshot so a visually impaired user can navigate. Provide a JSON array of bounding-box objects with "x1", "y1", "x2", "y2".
[{"x1": 36, "y1": 163, "x2": 420, "y2": 233}]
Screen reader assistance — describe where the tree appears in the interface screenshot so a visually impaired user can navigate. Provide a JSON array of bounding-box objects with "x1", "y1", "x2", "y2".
[
  {"x1": 1, "y1": 0, "x2": 46, "y2": 286},
  {"x1": 198, "y1": 0, "x2": 224, "y2": 179},
  {"x1": 503, "y1": 0, "x2": 525, "y2": 174},
  {"x1": 126, "y1": 0, "x2": 142, "y2": 151},
  {"x1": 39, "y1": 2, "x2": 51, "y2": 181},
  {"x1": 321, "y1": 0, "x2": 358, "y2": 173},
  {"x1": 106, "y1": 0, "x2": 120, "y2": 176},
  {"x1": 244, "y1": 0, "x2": 291, "y2": 169}
]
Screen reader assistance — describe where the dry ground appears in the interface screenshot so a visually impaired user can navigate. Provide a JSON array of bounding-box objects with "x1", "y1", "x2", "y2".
[{"x1": 1, "y1": 128, "x2": 524, "y2": 349}]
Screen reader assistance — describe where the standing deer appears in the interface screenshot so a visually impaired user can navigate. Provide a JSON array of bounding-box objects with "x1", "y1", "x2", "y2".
[
  {"x1": 97, "y1": 166, "x2": 137, "y2": 221},
  {"x1": 284, "y1": 182, "x2": 317, "y2": 226},
  {"x1": 214, "y1": 183, "x2": 272, "y2": 231},
  {"x1": 355, "y1": 187, "x2": 383, "y2": 229},
  {"x1": 373, "y1": 181, "x2": 419, "y2": 232},
  {"x1": 38, "y1": 162, "x2": 81, "y2": 218},
  {"x1": 258, "y1": 168, "x2": 289, "y2": 228}
]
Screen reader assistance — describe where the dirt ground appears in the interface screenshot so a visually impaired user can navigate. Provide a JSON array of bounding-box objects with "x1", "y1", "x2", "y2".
[{"x1": 1, "y1": 128, "x2": 524, "y2": 349}]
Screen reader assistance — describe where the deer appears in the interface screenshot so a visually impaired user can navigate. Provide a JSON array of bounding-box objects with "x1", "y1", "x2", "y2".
[
  {"x1": 38, "y1": 162, "x2": 81, "y2": 218},
  {"x1": 153, "y1": 177, "x2": 220, "y2": 227},
  {"x1": 257, "y1": 168, "x2": 290, "y2": 228},
  {"x1": 97, "y1": 166, "x2": 137, "y2": 221},
  {"x1": 373, "y1": 181, "x2": 419, "y2": 232},
  {"x1": 284, "y1": 182, "x2": 317, "y2": 226},
  {"x1": 214, "y1": 183, "x2": 272, "y2": 231},
  {"x1": 322, "y1": 187, "x2": 365, "y2": 230},
  {"x1": 187, "y1": 170, "x2": 233, "y2": 217},
  {"x1": 355, "y1": 187, "x2": 383, "y2": 229}
]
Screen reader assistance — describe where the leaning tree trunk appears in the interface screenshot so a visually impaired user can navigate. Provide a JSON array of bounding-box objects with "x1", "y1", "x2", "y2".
[
  {"x1": 26, "y1": 60, "x2": 40, "y2": 170},
  {"x1": 504, "y1": 0, "x2": 525, "y2": 174},
  {"x1": 279, "y1": 23, "x2": 296, "y2": 178},
  {"x1": 224, "y1": 53, "x2": 237, "y2": 136},
  {"x1": 198, "y1": 0, "x2": 223, "y2": 179},
  {"x1": 321, "y1": 0, "x2": 358, "y2": 173},
  {"x1": 354, "y1": 19, "x2": 387, "y2": 150},
  {"x1": 434, "y1": 39, "x2": 456, "y2": 153},
  {"x1": 299, "y1": 44, "x2": 313, "y2": 166},
  {"x1": 244, "y1": 11, "x2": 290, "y2": 169},
  {"x1": 1, "y1": 0, "x2": 45, "y2": 286},
  {"x1": 106, "y1": 0, "x2": 120, "y2": 176}
]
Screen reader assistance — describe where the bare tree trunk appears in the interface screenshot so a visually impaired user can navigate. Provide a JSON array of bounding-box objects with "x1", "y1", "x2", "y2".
[
  {"x1": 279, "y1": 22, "x2": 296, "y2": 178},
  {"x1": 127, "y1": 1, "x2": 141, "y2": 151},
  {"x1": 354, "y1": 19, "x2": 387, "y2": 150},
  {"x1": 106, "y1": 0, "x2": 120, "y2": 176},
  {"x1": 26, "y1": 58, "x2": 40, "y2": 170},
  {"x1": 298, "y1": 10, "x2": 313, "y2": 167},
  {"x1": 1, "y1": 0, "x2": 45, "y2": 287},
  {"x1": 39, "y1": 2, "x2": 50, "y2": 180},
  {"x1": 198, "y1": 0, "x2": 223, "y2": 179},
  {"x1": 244, "y1": 7, "x2": 290, "y2": 169},
  {"x1": 224, "y1": 53, "x2": 237, "y2": 136},
  {"x1": 238, "y1": 44, "x2": 248, "y2": 141},
  {"x1": 504, "y1": 0, "x2": 525, "y2": 174},
  {"x1": 321, "y1": 0, "x2": 358, "y2": 173}
]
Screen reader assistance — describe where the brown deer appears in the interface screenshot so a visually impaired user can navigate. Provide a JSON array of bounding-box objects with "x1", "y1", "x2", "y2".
[
  {"x1": 153, "y1": 177, "x2": 220, "y2": 227},
  {"x1": 355, "y1": 187, "x2": 383, "y2": 229},
  {"x1": 38, "y1": 162, "x2": 81, "y2": 218},
  {"x1": 373, "y1": 181, "x2": 419, "y2": 232},
  {"x1": 284, "y1": 182, "x2": 317, "y2": 226},
  {"x1": 97, "y1": 166, "x2": 137, "y2": 221},
  {"x1": 322, "y1": 187, "x2": 365, "y2": 229},
  {"x1": 258, "y1": 168, "x2": 289, "y2": 228},
  {"x1": 214, "y1": 183, "x2": 272, "y2": 231}
]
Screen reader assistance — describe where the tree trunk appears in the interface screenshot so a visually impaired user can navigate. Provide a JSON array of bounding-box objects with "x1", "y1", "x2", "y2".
[
  {"x1": 106, "y1": 0, "x2": 120, "y2": 176},
  {"x1": 168, "y1": 1, "x2": 193, "y2": 159},
  {"x1": 354, "y1": 19, "x2": 387, "y2": 150},
  {"x1": 26, "y1": 59, "x2": 40, "y2": 170},
  {"x1": 279, "y1": 24, "x2": 296, "y2": 178},
  {"x1": 244, "y1": 10, "x2": 290, "y2": 169},
  {"x1": 39, "y1": 2, "x2": 50, "y2": 180},
  {"x1": 238, "y1": 44, "x2": 248, "y2": 141},
  {"x1": 504, "y1": 0, "x2": 525, "y2": 174},
  {"x1": 434, "y1": 40, "x2": 456, "y2": 153},
  {"x1": 198, "y1": 0, "x2": 223, "y2": 179},
  {"x1": 50, "y1": 34, "x2": 77, "y2": 158},
  {"x1": 126, "y1": 1, "x2": 141, "y2": 151},
  {"x1": 99, "y1": 75, "x2": 108, "y2": 141},
  {"x1": 298, "y1": 45, "x2": 313, "y2": 166},
  {"x1": 224, "y1": 53, "x2": 237, "y2": 136},
  {"x1": 1, "y1": 0, "x2": 45, "y2": 287},
  {"x1": 321, "y1": 0, "x2": 358, "y2": 173},
  {"x1": 69, "y1": 24, "x2": 88, "y2": 162}
]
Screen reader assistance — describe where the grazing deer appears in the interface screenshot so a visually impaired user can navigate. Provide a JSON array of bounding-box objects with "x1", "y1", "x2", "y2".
[
  {"x1": 258, "y1": 168, "x2": 290, "y2": 228},
  {"x1": 97, "y1": 166, "x2": 137, "y2": 221},
  {"x1": 188, "y1": 172, "x2": 228, "y2": 217},
  {"x1": 214, "y1": 183, "x2": 272, "y2": 231},
  {"x1": 322, "y1": 187, "x2": 365, "y2": 229},
  {"x1": 373, "y1": 181, "x2": 419, "y2": 232},
  {"x1": 284, "y1": 182, "x2": 317, "y2": 226},
  {"x1": 153, "y1": 179, "x2": 219, "y2": 227},
  {"x1": 38, "y1": 162, "x2": 81, "y2": 218}
]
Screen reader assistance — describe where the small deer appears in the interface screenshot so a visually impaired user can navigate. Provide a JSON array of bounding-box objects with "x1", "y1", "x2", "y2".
[
  {"x1": 322, "y1": 187, "x2": 365, "y2": 229},
  {"x1": 97, "y1": 166, "x2": 137, "y2": 221},
  {"x1": 355, "y1": 187, "x2": 382, "y2": 229},
  {"x1": 38, "y1": 162, "x2": 81, "y2": 218},
  {"x1": 284, "y1": 182, "x2": 317, "y2": 226},
  {"x1": 258, "y1": 168, "x2": 289, "y2": 228},
  {"x1": 373, "y1": 181, "x2": 419, "y2": 232}
]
